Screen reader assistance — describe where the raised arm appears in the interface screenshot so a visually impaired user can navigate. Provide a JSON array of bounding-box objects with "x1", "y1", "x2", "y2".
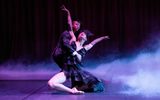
[
  {"x1": 61, "y1": 5, "x2": 76, "y2": 43},
  {"x1": 84, "y1": 36, "x2": 109, "y2": 51},
  {"x1": 61, "y1": 5, "x2": 73, "y2": 31}
]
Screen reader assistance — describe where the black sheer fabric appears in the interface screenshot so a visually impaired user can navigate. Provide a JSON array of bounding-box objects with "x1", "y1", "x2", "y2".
[{"x1": 54, "y1": 41, "x2": 104, "y2": 92}]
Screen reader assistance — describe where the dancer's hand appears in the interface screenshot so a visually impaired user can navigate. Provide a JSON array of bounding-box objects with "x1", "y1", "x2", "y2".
[
  {"x1": 103, "y1": 35, "x2": 110, "y2": 39},
  {"x1": 72, "y1": 51, "x2": 82, "y2": 61},
  {"x1": 61, "y1": 5, "x2": 69, "y2": 13},
  {"x1": 76, "y1": 53, "x2": 82, "y2": 61}
]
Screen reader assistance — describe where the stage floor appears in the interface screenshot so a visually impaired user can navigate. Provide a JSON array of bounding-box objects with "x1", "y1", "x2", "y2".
[{"x1": 0, "y1": 80, "x2": 160, "y2": 100}]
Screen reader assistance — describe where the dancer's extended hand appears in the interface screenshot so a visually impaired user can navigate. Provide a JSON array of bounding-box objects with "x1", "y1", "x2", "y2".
[
  {"x1": 103, "y1": 35, "x2": 110, "y2": 39},
  {"x1": 61, "y1": 5, "x2": 69, "y2": 13}
]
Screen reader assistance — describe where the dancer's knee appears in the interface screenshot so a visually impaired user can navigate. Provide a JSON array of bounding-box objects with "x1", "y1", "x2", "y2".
[{"x1": 48, "y1": 80, "x2": 57, "y2": 88}]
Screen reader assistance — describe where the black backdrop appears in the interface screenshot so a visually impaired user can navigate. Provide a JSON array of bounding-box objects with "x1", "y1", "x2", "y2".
[{"x1": 1, "y1": 0, "x2": 160, "y2": 63}]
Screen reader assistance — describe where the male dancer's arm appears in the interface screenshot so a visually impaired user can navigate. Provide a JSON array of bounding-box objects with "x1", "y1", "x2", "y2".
[
  {"x1": 61, "y1": 5, "x2": 81, "y2": 58},
  {"x1": 61, "y1": 5, "x2": 76, "y2": 43}
]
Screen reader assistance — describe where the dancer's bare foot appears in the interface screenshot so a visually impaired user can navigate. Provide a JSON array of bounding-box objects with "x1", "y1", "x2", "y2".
[
  {"x1": 71, "y1": 87, "x2": 84, "y2": 94},
  {"x1": 72, "y1": 87, "x2": 78, "y2": 91}
]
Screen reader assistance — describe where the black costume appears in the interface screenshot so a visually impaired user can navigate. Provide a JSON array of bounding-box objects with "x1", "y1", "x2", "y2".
[{"x1": 52, "y1": 31, "x2": 104, "y2": 92}]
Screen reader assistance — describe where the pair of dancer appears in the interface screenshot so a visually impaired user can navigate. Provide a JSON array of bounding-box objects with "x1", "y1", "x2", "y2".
[{"x1": 48, "y1": 5, "x2": 109, "y2": 94}]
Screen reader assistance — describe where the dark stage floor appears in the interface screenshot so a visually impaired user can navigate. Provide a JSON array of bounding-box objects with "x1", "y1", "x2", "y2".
[{"x1": 0, "y1": 80, "x2": 160, "y2": 100}]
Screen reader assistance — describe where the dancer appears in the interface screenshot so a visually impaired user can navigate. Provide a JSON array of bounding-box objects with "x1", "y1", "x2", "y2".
[
  {"x1": 48, "y1": 29, "x2": 109, "y2": 93},
  {"x1": 48, "y1": 5, "x2": 84, "y2": 94},
  {"x1": 61, "y1": 30, "x2": 109, "y2": 92}
]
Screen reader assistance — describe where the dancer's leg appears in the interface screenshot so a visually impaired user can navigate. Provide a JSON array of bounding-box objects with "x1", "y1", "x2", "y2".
[{"x1": 48, "y1": 72, "x2": 84, "y2": 94}]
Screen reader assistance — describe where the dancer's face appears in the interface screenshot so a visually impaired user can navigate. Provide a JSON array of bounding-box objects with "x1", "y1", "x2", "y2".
[
  {"x1": 78, "y1": 32, "x2": 87, "y2": 42},
  {"x1": 72, "y1": 21, "x2": 80, "y2": 32}
]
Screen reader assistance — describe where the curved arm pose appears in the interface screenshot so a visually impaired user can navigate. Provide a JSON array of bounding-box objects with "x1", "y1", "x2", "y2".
[
  {"x1": 84, "y1": 36, "x2": 109, "y2": 51},
  {"x1": 75, "y1": 31, "x2": 109, "y2": 61},
  {"x1": 61, "y1": 5, "x2": 83, "y2": 60},
  {"x1": 61, "y1": 5, "x2": 76, "y2": 43}
]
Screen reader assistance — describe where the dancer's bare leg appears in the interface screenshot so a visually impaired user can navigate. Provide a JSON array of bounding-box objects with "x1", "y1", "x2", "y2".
[{"x1": 48, "y1": 72, "x2": 84, "y2": 94}]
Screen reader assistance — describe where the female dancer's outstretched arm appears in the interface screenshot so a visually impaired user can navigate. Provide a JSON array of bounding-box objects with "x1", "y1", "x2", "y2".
[{"x1": 84, "y1": 36, "x2": 109, "y2": 51}]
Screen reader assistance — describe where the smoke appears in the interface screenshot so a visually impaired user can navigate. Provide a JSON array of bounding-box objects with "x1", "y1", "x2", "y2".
[
  {"x1": 86, "y1": 48, "x2": 160, "y2": 96},
  {"x1": 1, "y1": 33, "x2": 160, "y2": 96},
  {"x1": 0, "y1": 60, "x2": 59, "y2": 80}
]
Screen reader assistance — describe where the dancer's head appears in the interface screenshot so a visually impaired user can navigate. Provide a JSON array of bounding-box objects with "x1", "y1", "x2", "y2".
[
  {"x1": 78, "y1": 30, "x2": 93, "y2": 43},
  {"x1": 72, "y1": 20, "x2": 81, "y2": 32}
]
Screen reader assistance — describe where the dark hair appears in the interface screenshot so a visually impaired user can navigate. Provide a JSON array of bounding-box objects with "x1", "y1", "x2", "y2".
[
  {"x1": 72, "y1": 17, "x2": 81, "y2": 24},
  {"x1": 72, "y1": 20, "x2": 81, "y2": 24},
  {"x1": 79, "y1": 29, "x2": 94, "y2": 37}
]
